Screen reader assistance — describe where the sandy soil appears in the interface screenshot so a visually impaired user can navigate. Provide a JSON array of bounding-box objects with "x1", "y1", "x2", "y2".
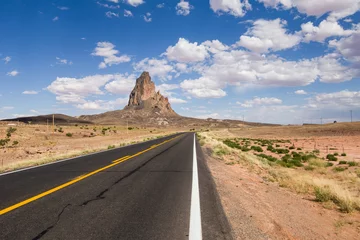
[
  {"x1": 0, "y1": 122, "x2": 182, "y2": 171},
  {"x1": 206, "y1": 152, "x2": 360, "y2": 240}
]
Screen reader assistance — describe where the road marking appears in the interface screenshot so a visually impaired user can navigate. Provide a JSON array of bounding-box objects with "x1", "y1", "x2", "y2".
[
  {"x1": 0, "y1": 135, "x2": 181, "y2": 216},
  {"x1": 112, "y1": 155, "x2": 131, "y2": 163},
  {"x1": 0, "y1": 134, "x2": 179, "y2": 177},
  {"x1": 189, "y1": 134, "x2": 202, "y2": 240}
]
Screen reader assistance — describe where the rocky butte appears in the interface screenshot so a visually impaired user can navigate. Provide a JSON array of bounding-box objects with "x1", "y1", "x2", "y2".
[{"x1": 124, "y1": 71, "x2": 178, "y2": 117}]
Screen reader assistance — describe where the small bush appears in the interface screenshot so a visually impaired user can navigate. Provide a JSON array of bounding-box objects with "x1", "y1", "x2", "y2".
[
  {"x1": 326, "y1": 154, "x2": 338, "y2": 161},
  {"x1": 0, "y1": 138, "x2": 10, "y2": 147},
  {"x1": 251, "y1": 145, "x2": 263, "y2": 152},
  {"x1": 326, "y1": 162, "x2": 334, "y2": 167},
  {"x1": 128, "y1": 127, "x2": 134, "y2": 130},
  {"x1": 315, "y1": 186, "x2": 332, "y2": 202},
  {"x1": 297, "y1": 148, "x2": 302, "y2": 150},
  {"x1": 313, "y1": 149, "x2": 320, "y2": 154},
  {"x1": 333, "y1": 167, "x2": 346, "y2": 172},
  {"x1": 66, "y1": 133, "x2": 73, "y2": 137},
  {"x1": 339, "y1": 160, "x2": 347, "y2": 165},
  {"x1": 341, "y1": 153, "x2": 346, "y2": 156},
  {"x1": 256, "y1": 154, "x2": 278, "y2": 162},
  {"x1": 304, "y1": 165, "x2": 315, "y2": 171},
  {"x1": 289, "y1": 146, "x2": 295, "y2": 150},
  {"x1": 329, "y1": 147, "x2": 337, "y2": 150},
  {"x1": 334, "y1": 152, "x2": 339, "y2": 156},
  {"x1": 12, "y1": 141, "x2": 19, "y2": 146},
  {"x1": 223, "y1": 139, "x2": 241, "y2": 149},
  {"x1": 348, "y1": 161, "x2": 358, "y2": 167},
  {"x1": 276, "y1": 144, "x2": 280, "y2": 147},
  {"x1": 58, "y1": 127, "x2": 64, "y2": 133},
  {"x1": 276, "y1": 148, "x2": 289, "y2": 154},
  {"x1": 108, "y1": 145, "x2": 115, "y2": 149}
]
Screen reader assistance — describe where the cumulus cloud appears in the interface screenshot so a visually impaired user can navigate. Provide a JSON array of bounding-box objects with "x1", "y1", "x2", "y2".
[
  {"x1": 156, "y1": 84, "x2": 179, "y2": 97},
  {"x1": 294, "y1": 90, "x2": 307, "y2": 95},
  {"x1": 210, "y1": 0, "x2": 252, "y2": 17},
  {"x1": 47, "y1": 74, "x2": 115, "y2": 104},
  {"x1": 310, "y1": 90, "x2": 360, "y2": 108},
  {"x1": 169, "y1": 97, "x2": 187, "y2": 104},
  {"x1": 257, "y1": 0, "x2": 360, "y2": 20},
  {"x1": 3, "y1": 56, "x2": 11, "y2": 64},
  {"x1": 125, "y1": 0, "x2": 145, "y2": 7},
  {"x1": 236, "y1": 97, "x2": 282, "y2": 108},
  {"x1": 7, "y1": 70, "x2": 19, "y2": 76},
  {"x1": 329, "y1": 31, "x2": 360, "y2": 65},
  {"x1": 180, "y1": 77, "x2": 227, "y2": 98},
  {"x1": 104, "y1": 74, "x2": 136, "y2": 94},
  {"x1": 235, "y1": 18, "x2": 301, "y2": 53},
  {"x1": 76, "y1": 98, "x2": 128, "y2": 110},
  {"x1": 176, "y1": 1, "x2": 192, "y2": 16},
  {"x1": 165, "y1": 38, "x2": 209, "y2": 63},
  {"x1": 124, "y1": 9, "x2": 133, "y2": 17},
  {"x1": 92, "y1": 42, "x2": 130, "y2": 69},
  {"x1": 133, "y1": 58, "x2": 174, "y2": 80},
  {"x1": 22, "y1": 91, "x2": 39, "y2": 95},
  {"x1": 301, "y1": 19, "x2": 353, "y2": 42},
  {"x1": 201, "y1": 40, "x2": 229, "y2": 54}
]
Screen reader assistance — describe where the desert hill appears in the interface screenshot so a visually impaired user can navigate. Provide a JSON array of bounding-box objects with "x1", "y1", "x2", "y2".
[{"x1": 1, "y1": 72, "x2": 278, "y2": 128}]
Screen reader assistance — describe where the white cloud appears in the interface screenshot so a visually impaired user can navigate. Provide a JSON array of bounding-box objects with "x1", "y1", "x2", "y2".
[
  {"x1": 107, "y1": 0, "x2": 119, "y2": 2},
  {"x1": 30, "y1": 110, "x2": 39, "y2": 114},
  {"x1": 144, "y1": 12, "x2": 152, "y2": 22},
  {"x1": 156, "y1": 83, "x2": 179, "y2": 97},
  {"x1": 257, "y1": 0, "x2": 360, "y2": 20},
  {"x1": 125, "y1": 0, "x2": 145, "y2": 7},
  {"x1": 97, "y1": 2, "x2": 120, "y2": 9},
  {"x1": 180, "y1": 77, "x2": 227, "y2": 98},
  {"x1": 104, "y1": 74, "x2": 136, "y2": 94},
  {"x1": 169, "y1": 97, "x2": 187, "y2": 104},
  {"x1": 7, "y1": 70, "x2": 19, "y2": 76},
  {"x1": 57, "y1": 6, "x2": 69, "y2": 10},
  {"x1": 81, "y1": 37, "x2": 86, "y2": 40},
  {"x1": 47, "y1": 74, "x2": 116, "y2": 104},
  {"x1": 295, "y1": 90, "x2": 307, "y2": 95},
  {"x1": 329, "y1": 31, "x2": 360, "y2": 64},
  {"x1": 301, "y1": 19, "x2": 353, "y2": 42},
  {"x1": 201, "y1": 40, "x2": 229, "y2": 54},
  {"x1": 235, "y1": 18, "x2": 301, "y2": 53},
  {"x1": 196, "y1": 112, "x2": 220, "y2": 119},
  {"x1": 124, "y1": 9, "x2": 133, "y2": 17},
  {"x1": 165, "y1": 38, "x2": 209, "y2": 63},
  {"x1": 56, "y1": 57, "x2": 73, "y2": 65},
  {"x1": 176, "y1": 1, "x2": 192, "y2": 16},
  {"x1": 22, "y1": 91, "x2": 39, "y2": 95},
  {"x1": 3, "y1": 56, "x2": 11, "y2": 64},
  {"x1": 343, "y1": 18, "x2": 353, "y2": 22},
  {"x1": 310, "y1": 90, "x2": 360, "y2": 108},
  {"x1": 92, "y1": 42, "x2": 131, "y2": 69},
  {"x1": 76, "y1": 98, "x2": 128, "y2": 110},
  {"x1": 210, "y1": 0, "x2": 252, "y2": 17},
  {"x1": 134, "y1": 58, "x2": 174, "y2": 80},
  {"x1": 236, "y1": 97, "x2": 282, "y2": 108},
  {"x1": 52, "y1": 16, "x2": 59, "y2": 21},
  {"x1": 157, "y1": 3, "x2": 165, "y2": 8},
  {"x1": 105, "y1": 11, "x2": 119, "y2": 18},
  {"x1": 1, "y1": 106, "x2": 14, "y2": 111}
]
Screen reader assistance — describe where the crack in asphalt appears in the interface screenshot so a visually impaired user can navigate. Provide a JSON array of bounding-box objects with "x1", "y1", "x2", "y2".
[
  {"x1": 31, "y1": 136, "x2": 183, "y2": 239},
  {"x1": 32, "y1": 204, "x2": 71, "y2": 240}
]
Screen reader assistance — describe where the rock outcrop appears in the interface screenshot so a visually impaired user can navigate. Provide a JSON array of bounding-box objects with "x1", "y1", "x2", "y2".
[{"x1": 124, "y1": 72, "x2": 177, "y2": 116}]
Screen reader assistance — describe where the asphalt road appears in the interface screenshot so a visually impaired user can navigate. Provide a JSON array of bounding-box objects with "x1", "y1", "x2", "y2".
[{"x1": 0, "y1": 132, "x2": 232, "y2": 240}]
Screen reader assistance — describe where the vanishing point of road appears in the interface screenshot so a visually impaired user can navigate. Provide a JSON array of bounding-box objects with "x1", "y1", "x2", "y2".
[{"x1": 0, "y1": 133, "x2": 232, "y2": 240}]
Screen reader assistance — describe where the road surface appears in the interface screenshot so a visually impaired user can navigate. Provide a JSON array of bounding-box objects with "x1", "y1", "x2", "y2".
[{"x1": 0, "y1": 133, "x2": 232, "y2": 239}]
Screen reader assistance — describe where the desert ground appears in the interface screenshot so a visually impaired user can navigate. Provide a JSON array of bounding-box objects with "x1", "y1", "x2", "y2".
[
  {"x1": 0, "y1": 121, "x2": 183, "y2": 172},
  {"x1": 198, "y1": 122, "x2": 360, "y2": 239}
]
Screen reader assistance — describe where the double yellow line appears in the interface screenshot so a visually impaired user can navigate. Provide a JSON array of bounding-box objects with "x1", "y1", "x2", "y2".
[{"x1": 0, "y1": 135, "x2": 180, "y2": 216}]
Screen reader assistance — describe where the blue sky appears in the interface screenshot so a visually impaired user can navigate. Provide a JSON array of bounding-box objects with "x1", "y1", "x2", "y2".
[{"x1": 1, "y1": 0, "x2": 359, "y2": 124}]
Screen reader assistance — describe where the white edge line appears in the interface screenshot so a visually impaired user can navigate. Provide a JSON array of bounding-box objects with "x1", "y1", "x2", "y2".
[
  {"x1": 189, "y1": 133, "x2": 202, "y2": 240},
  {"x1": 0, "y1": 133, "x2": 180, "y2": 177}
]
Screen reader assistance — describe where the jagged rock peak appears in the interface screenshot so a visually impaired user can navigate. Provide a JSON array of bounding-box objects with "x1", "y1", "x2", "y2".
[
  {"x1": 127, "y1": 71, "x2": 155, "y2": 106},
  {"x1": 124, "y1": 72, "x2": 178, "y2": 116}
]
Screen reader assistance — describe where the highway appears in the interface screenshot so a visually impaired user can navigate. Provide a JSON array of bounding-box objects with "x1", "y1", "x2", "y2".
[{"x1": 0, "y1": 133, "x2": 233, "y2": 240}]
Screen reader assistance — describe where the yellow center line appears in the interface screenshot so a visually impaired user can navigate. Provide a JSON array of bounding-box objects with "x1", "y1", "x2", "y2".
[{"x1": 0, "y1": 135, "x2": 182, "y2": 216}]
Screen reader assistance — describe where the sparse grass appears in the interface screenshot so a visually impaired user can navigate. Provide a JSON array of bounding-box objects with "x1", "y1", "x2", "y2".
[
  {"x1": 333, "y1": 167, "x2": 347, "y2": 172},
  {"x1": 250, "y1": 145, "x2": 263, "y2": 152},
  {"x1": 348, "y1": 161, "x2": 358, "y2": 167}
]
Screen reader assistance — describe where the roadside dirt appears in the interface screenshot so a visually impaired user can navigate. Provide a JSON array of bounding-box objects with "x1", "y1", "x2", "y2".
[{"x1": 205, "y1": 152, "x2": 360, "y2": 240}]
